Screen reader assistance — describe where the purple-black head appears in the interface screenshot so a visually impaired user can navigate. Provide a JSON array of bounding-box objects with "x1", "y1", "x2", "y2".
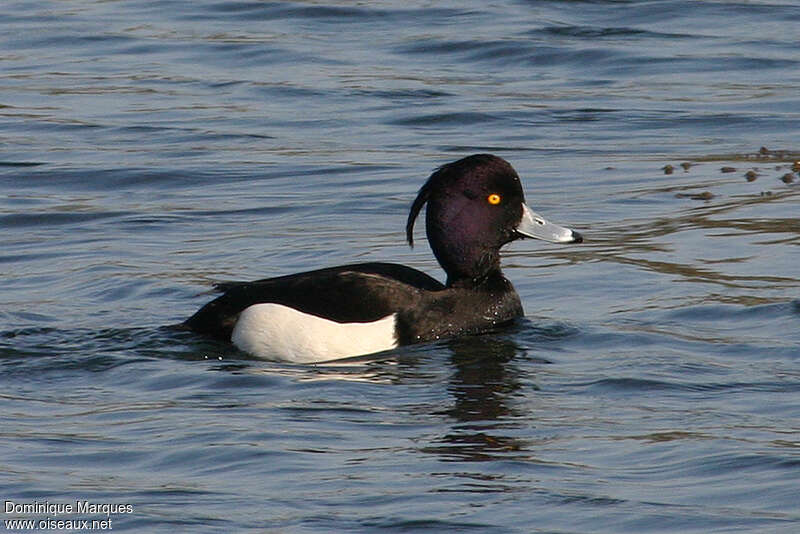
[{"x1": 406, "y1": 154, "x2": 582, "y2": 285}]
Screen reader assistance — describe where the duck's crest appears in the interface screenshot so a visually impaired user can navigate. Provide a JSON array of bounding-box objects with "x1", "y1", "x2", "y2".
[{"x1": 406, "y1": 178, "x2": 431, "y2": 248}]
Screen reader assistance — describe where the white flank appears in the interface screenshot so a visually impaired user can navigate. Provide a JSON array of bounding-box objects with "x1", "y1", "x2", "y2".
[{"x1": 231, "y1": 303, "x2": 398, "y2": 363}]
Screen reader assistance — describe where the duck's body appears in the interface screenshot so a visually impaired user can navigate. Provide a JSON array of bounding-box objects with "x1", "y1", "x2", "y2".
[
  {"x1": 185, "y1": 154, "x2": 581, "y2": 362},
  {"x1": 186, "y1": 262, "x2": 523, "y2": 362}
]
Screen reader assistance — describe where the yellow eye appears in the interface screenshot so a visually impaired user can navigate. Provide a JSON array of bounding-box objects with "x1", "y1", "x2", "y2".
[{"x1": 487, "y1": 193, "x2": 502, "y2": 205}]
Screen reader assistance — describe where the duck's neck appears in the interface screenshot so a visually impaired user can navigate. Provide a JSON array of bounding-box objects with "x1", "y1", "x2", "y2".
[
  {"x1": 429, "y1": 219, "x2": 505, "y2": 288},
  {"x1": 445, "y1": 259, "x2": 505, "y2": 289}
]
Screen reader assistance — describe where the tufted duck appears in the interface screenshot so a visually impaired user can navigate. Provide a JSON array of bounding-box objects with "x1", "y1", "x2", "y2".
[{"x1": 185, "y1": 154, "x2": 582, "y2": 362}]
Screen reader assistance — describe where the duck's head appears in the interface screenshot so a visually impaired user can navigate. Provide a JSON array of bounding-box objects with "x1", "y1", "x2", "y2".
[{"x1": 406, "y1": 154, "x2": 582, "y2": 286}]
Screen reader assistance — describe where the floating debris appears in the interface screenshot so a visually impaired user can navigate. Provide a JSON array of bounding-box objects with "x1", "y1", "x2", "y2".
[
  {"x1": 721, "y1": 166, "x2": 737, "y2": 173},
  {"x1": 744, "y1": 170, "x2": 758, "y2": 182},
  {"x1": 662, "y1": 164, "x2": 675, "y2": 175},
  {"x1": 680, "y1": 162, "x2": 692, "y2": 171},
  {"x1": 691, "y1": 148, "x2": 800, "y2": 163},
  {"x1": 780, "y1": 173, "x2": 795, "y2": 184},
  {"x1": 793, "y1": 161, "x2": 800, "y2": 173}
]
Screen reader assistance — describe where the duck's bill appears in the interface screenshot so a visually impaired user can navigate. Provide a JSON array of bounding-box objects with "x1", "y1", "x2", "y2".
[{"x1": 516, "y1": 203, "x2": 583, "y2": 243}]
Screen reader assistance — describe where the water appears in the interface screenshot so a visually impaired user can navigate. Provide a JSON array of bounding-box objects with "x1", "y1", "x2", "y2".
[{"x1": 1, "y1": 0, "x2": 799, "y2": 532}]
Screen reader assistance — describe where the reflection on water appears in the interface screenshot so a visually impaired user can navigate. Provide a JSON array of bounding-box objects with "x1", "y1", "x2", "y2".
[
  {"x1": 430, "y1": 337, "x2": 526, "y2": 462},
  {"x1": 239, "y1": 333, "x2": 542, "y2": 463}
]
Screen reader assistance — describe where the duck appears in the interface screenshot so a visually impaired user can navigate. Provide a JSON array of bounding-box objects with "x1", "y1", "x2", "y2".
[{"x1": 184, "y1": 154, "x2": 582, "y2": 363}]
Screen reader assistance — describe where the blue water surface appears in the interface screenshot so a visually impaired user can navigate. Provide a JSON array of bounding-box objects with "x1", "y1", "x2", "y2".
[{"x1": 1, "y1": 1, "x2": 799, "y2": 532}]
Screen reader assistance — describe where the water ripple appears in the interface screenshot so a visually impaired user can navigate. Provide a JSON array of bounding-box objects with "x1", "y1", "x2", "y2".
[{"x1": 1, "y1": 0, "x2": 799, "y2": 532}]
